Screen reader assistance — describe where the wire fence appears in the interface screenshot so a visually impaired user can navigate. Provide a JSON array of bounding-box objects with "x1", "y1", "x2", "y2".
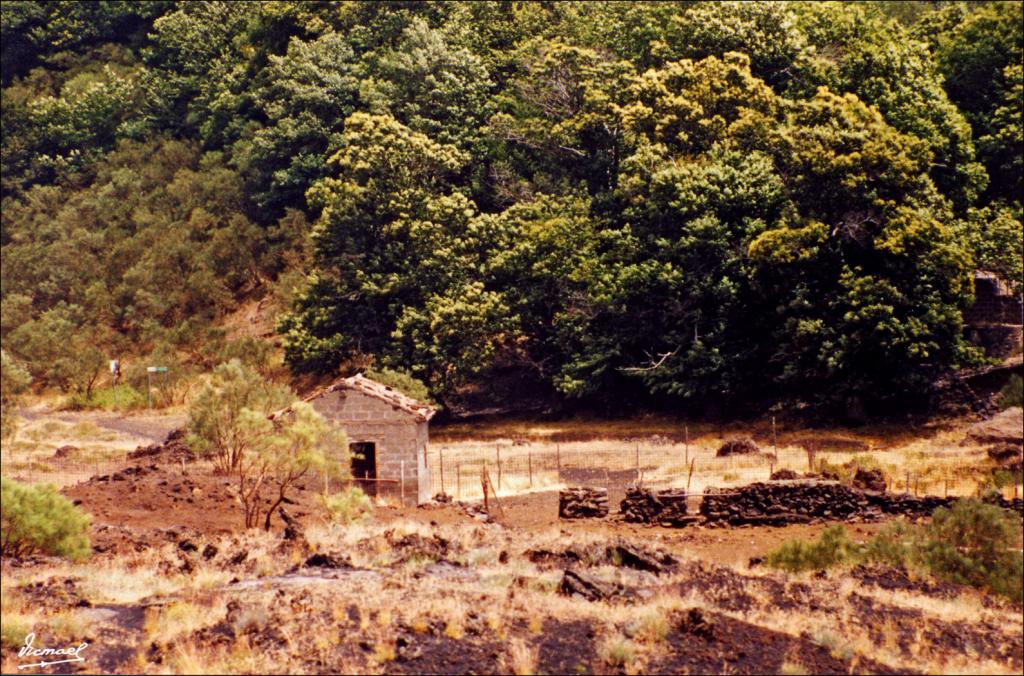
[
  {"x1": 0, "y1": 450, "x2": 128, "y2": 490},
  {"x1": 428, "y1": 436, "x2": 1021, "y2": 503}
]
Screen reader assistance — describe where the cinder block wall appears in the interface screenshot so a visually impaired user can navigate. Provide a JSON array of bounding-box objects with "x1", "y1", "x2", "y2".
[{"x1": 309, "y1": 389, "x2": 427, "y2": 505}]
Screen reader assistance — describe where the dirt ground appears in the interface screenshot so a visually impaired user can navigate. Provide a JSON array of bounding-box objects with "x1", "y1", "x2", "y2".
[{"x1": 3, "y1": 410, "x2": 1023, "y2": 675}]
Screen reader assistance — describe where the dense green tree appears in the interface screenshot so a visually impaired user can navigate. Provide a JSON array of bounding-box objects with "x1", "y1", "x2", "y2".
[{"x1": 280, "y1": 112, "x2": 472, "y2": 373}]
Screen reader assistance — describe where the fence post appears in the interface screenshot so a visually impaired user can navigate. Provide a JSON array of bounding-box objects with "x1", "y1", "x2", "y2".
[
  {"x1": 772, "y1": 416, "x2": 777, "y2": 457},
  {"x1": 684, "y1": 425, "x2": 689, "y2": 469},
  {"x1": 401, "y1": 460, "x2": 406, "y2": 505},
  {"x1": 481, "y1": 465, "x2": 489, "y2": 514},
  {"x1": 528, "y1": 450, "x2": 533, "y2": 488},
  {"x1": 440, "y1": 447, "x2": 445, "y2": 495},
  {"x1": 686, "y1": 459, "x2": 696, "y2": 493}
]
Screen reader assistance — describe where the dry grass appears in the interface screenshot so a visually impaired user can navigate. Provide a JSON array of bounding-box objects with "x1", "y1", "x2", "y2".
[{"x1": 429, "y1": 418, "x2": 1019, "y2": 501}]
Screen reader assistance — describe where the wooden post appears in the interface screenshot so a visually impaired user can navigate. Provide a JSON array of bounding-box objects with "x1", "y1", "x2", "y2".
[
  {"x1": 772, "y1": 416, "x2": 777, "y2": 457},
  {"x1": 496, "y1": 445, "x2": 502, "y2": 490},
  {"x1": 528, "y1": 450, "x2": 533, "y2": 488},
  {"x1": 481, "y1": 465, "x2": 489, "y2": 514},
  {"x1": 686, "y1": 459, "x2": 696, "y2": 493},
  {"x1": 440, "y1": 447, "x2": 445, "y2": 495},
  {"x1": 401, "y1": 460, "x2": 406, "y2": 505}
]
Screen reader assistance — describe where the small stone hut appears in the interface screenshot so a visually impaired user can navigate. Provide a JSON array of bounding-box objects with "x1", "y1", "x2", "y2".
[{"x1": 297, "y1": 374, "x2": 436, "y2": 505}]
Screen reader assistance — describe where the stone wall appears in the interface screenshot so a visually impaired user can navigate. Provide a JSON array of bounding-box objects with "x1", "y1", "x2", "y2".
[
  {"x1": 699, "y1": 480, "x2": 1023, "y2": 526},
  {"x1": 309, "y1": 388, "x2": 426, "y2": 505}
]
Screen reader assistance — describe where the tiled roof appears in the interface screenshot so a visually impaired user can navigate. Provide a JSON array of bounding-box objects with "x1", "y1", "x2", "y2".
[{"x1": 297, "y1": 373, "x2": 436, "y2": 422}]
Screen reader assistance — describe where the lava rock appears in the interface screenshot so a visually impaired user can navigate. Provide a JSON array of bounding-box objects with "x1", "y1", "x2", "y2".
[
  {"x1": 716, "y1": 437, "x2": 760, "y2": 457},
  {"x1": 559, "y1": 487, "x2": 609, "y2": 519},
  {"x1": 852, "y1": 467, "x2": 886, "y2": 493}
]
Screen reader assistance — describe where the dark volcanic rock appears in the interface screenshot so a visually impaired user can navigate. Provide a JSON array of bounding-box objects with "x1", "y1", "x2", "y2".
[
  {"x1": 608, "y1": 542, "x2": 677, "y2": 574},
  {"x1": 559, "y1": 487, "x2": 609, "y2": 519},
  {"x1": 852, "y1": 467, "x2": 887, "y2": 493},
  {"x1": 619, "y1": 486, "x2": 689, "y2": 525},
  {"x1": 716, "y1": 437, "x2": 760, "y2": 457},
  {"x1": 769, "y1": 469, "x2": 800, "y2": 481},
  {"x1": 558, "y1": 570, "x2": 626, "y2": 602}
]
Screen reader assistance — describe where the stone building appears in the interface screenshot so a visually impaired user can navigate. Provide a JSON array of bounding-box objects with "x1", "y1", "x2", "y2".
[{"x1": 292, "y1": 374, "x2": 436, "y2": 505}]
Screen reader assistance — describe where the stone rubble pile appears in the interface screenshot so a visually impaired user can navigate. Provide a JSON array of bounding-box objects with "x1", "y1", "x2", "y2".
[{"x1": 558, "y1": 486, "x2": 609, "y2": 519}]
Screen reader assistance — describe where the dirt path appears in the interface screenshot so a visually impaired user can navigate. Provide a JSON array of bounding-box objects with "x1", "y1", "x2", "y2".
[{"x1": 18, "y1": 407, "x2": 186, "y2": 443}]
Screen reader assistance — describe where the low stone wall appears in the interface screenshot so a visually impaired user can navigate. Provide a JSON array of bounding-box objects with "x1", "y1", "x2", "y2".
[
  {"x1": 558, "y1": 481, "x2": 1023, "y2": 526},
  {"x1": 620, "y1": 487, "x2": 692, "y2": 526},
  {"x1": 700, "y1": 481, "x2": 1024, "y2": 526},
  {"x1": 559, "y1": 487, "x2": 609, "y2": 519}
]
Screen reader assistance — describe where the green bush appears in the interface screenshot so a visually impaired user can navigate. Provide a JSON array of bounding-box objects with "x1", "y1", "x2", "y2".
[
  {"x1": 765, "y1": 525, "x2": 862, "y2": 573},
  {"x1": 996, "y1": 375, "x2": 1023, "y2": 410},
  {"x1": 0, "y1": 477, "x2": 91, "y2": 560},
  {"x1": 320, "y1": 487, "x2": 373, "y2": 524},
  {"x1": 64, "y1": 384, "x2": 147, "y2": 411},
  {"x1": 766, "y1": 499, "x2": 1023, "y2": 602},
  {"x1": 919, "y1": 499, "x2": 1023, "y2": 602}
]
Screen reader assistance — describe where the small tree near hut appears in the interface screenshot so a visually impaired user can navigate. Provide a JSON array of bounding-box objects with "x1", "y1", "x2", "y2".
[
  {"x1": 187, "y1": 360, "x2": 292, "y2": 473},
  {"x1": 235, "y1": 402, "x2": 346, "y2": 530},
  {"x1": 188, "y1": 361, "x2": 346, "y2": 529}
]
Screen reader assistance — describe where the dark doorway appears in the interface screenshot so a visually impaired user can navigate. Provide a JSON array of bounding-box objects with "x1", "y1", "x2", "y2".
[{"x1": 350, "y1": 442, "x2": 377, "y2": 496}]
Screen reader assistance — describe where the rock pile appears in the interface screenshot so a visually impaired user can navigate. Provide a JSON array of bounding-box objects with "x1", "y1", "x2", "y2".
[
  {"x1": 852, "y1": 467, "x2": 886, "y2": 493},
  {"x1": 127, "y1": 428, "x2": 195, "y2": 463},
  {"x1": 559, "y1": 487, "x2": 609, "y2": 519},
  {"x1": 620, "y1": 487, "x2": 692, "y2": 526},
  {"x1": 769, "y1": 469, "x2": 800, "y2": 481},
  {"x1": 716, "y1": 437, "x2": 759, "y2": 457}
]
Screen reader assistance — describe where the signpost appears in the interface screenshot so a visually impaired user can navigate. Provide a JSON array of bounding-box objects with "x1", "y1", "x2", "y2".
[{"x1": 146, "y1": 366, "x2": 167, "y2": 408}]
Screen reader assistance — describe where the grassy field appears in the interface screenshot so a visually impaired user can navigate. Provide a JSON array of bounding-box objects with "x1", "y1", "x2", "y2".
[{"x1": 429, "y1": 417, "x2": 1016, "y2": 502}]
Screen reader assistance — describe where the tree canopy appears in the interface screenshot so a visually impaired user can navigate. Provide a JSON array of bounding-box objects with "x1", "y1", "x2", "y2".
[{"x1": 2, "y1": 1, "x2": 1021, "y2": 417}]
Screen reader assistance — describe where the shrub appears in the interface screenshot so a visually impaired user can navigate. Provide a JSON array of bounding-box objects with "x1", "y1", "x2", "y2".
[
  {"x1": 766, "y1": 525, "x2": 862, "y2": 572},
  {"x1": 919, "y1": 499, "x2": 1023, "y2": 602},
  {"x1": 767, "y1": 499, "x2": 1023, "y2": 602},
  {"x1": 0, "y1": 477, "x2": 91, "y2": 560},
  {"x1": 996, "y1": 375, "x2": 1023, "y2": 410},
  {"x1": 321, "y1": 487, "x2": 373, "y2": 524},
  {"x1": 600, "y1": 635, "x2": 636, "y2": 668}
]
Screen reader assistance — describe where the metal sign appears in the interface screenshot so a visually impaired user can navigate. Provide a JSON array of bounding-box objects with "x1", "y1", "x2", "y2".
[{"x1": 146, "y1": 366, "x2": 168, "y2": 373}]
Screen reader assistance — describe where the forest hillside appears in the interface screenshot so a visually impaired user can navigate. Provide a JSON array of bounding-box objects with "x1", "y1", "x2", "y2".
[{"x1": 2, "y1": 1, "x2": 1021, "y2": 417}]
